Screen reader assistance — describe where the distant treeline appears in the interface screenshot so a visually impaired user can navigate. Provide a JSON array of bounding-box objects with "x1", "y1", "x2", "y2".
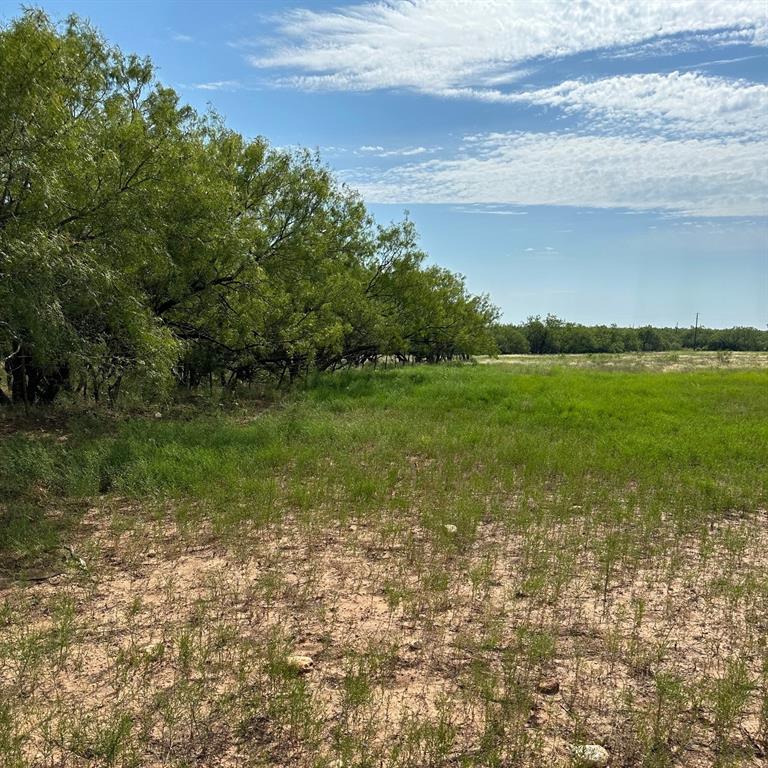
[
  {"x1": 493, "y1": 315, "x2": 768, "y2": 355},
  {"x1": 494, "y1": 315, "x2": 768, "y2": 355},
  {"x1": 0, "y1": 12, "x2": 497, "y2": 406}
]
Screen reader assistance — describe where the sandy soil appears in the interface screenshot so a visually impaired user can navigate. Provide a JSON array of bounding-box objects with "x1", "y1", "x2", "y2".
[{"x1": 2, "y1": 502, "x2": 766, "y2": 766}]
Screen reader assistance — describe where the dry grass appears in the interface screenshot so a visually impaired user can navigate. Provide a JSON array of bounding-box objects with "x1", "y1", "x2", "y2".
[{"x1": 477, "y1": 351, "x2": 768, "y2": 372}]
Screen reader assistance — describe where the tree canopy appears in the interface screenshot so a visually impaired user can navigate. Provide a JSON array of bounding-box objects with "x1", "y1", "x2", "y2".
[
  {"x1": 493, "y1": 316, "x2": 768, "y2": 355},
  {"x1": 0, "y1": 11, "x2": 497, "y2": 405}
]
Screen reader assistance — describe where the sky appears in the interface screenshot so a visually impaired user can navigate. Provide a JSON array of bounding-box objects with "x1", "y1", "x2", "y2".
[{"x1": 3, "y1": 0, "x2": 767, "y2": 328}]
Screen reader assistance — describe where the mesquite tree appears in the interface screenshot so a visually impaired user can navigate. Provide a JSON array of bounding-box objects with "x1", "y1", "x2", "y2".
[{"x1": 0, "y1": 11, "x2": 497, "y2": 405}]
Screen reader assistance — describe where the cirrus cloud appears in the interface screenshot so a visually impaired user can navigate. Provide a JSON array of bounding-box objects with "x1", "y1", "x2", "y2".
[
  {"x1": 247, "y1": 0, "x2": 768, "y2": 219},
  {"x1": 249, "y1": 0, "x2": 767, "y2": 97},
  {"x1": 341, "y1": 132, "x2": 768, "y2": 217},
  {"x1": 470, "y1": 72, "x2": 768, "y2": 138}
]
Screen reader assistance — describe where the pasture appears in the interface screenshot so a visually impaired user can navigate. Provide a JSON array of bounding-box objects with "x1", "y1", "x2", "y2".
[{"x1": 1, "y1": 358, "x2": 767, "y2": 767}]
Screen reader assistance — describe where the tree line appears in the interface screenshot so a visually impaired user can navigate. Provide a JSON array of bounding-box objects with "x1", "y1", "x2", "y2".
[
  {"x1": 0, "y1": 11, "x2": 498, "y2": 406},
  {"x1": 494, "y1": 315, "x2": 768, "y2": 355}
]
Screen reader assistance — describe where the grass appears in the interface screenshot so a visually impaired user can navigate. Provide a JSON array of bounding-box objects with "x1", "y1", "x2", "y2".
[
  {"x1": 1, "y1": 359, "x2": 767, "y2": 766},
  {"x1": 4, "y1": 364, "x2": 766, "y2": 543}
]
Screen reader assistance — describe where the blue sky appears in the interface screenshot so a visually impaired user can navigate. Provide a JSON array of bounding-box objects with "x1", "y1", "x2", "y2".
[{"x1": 4, "y1": 0, "x2": 767, "y2": 328}]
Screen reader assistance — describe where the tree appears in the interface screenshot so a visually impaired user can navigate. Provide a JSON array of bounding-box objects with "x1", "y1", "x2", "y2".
[
  {"x1": 492, "y1": 325, "x2": 530, "y2": 354},
  {"x1": 1, "y1": 10, "x2": 499, "y2": 404},
  {"x1": 522, "y1": 315, "x2": 563, "y2": 354},
  {"x1": 638, "y1": 326, "x2": 664, "y2": 352},
  {"x1": 1, "y1": 12, "x2": 181, "y2": 403}
]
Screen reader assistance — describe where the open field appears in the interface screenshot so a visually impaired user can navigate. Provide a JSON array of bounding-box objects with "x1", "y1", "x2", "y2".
[
  {"x1": 1, "y1": 361, "x2": 767, "y2": 767},
  {"x1": 477, "y1": 351, "x2": 768, "y2": 372}
]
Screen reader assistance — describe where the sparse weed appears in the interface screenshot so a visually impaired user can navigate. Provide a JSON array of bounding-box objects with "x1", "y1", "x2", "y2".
[{"x1": 709, "y1": 657, "x2": 753, "y2": 764}]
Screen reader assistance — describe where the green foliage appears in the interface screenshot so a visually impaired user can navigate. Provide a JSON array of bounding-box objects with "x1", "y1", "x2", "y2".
[
  {"x1": 0, "y1": 11, "x2": 496, "y2": 406},
  {"x1": 493, "y1": 315, "x2": 767, "y2": 355},
  {"x1": 491, "y1": 324, "x2": 530, "y2": 354}
]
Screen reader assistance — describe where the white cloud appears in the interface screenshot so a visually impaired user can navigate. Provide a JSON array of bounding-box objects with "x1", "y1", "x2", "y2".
[
  {"x1": 340, "y1": 132, "x2": 768, "y2": 217},
  {"x1": 250, "y1": 0, "x2": 767, "y2": 96},
  {"x1": 599, "y1": 26, "x2": 760, "y2": 60},
  {"x1": 678, "y1": 53, "x2": 767, "y2": 69},
  {"x1": 515, "y1": 246, "x2": 563, "y2": 260},
  {"x1": 501, "y1": 72, "x2": 768, "y2": 137},
  {"x1": 357, "y1": 145, "x2": 438, "y2": 157},
  {"x1": 451, "y1": 205, "x2": 529, "y2": 215},
  {"x1": 247, "y1": 1, "x2": 768, "y2": 219},
  {"x1": 172, "y1": 33, "x2": 194, "y2": 43},
  {"x1": 189, "y1": 80, "x2": 243, "y2": 91}
]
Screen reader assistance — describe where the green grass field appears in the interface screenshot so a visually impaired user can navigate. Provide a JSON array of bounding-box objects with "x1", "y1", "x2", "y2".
[{"x1": 1, "y1": 360, "x2": 767, "y2": 766}]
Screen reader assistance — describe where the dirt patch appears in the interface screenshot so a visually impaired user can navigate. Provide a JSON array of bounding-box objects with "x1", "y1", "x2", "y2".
[{"x1": 1, "y1": 508, "x2": 766, "y2": 766}]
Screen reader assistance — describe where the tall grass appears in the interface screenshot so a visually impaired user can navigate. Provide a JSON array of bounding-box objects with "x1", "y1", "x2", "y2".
[{"x1": 2, "y1": 364, "x2": 766, "y2": 559}]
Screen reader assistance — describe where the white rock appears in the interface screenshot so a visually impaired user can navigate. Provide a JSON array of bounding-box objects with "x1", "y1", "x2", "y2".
[
  {"x1": 444, "y1": 524, "x2": 458, "y2": 534},
  {"x1": 286, "y1": 654, "x2": 314, "y2": 674},
  {"x1": 154, "y1": 411, "x2": 162, "y2": 419},
  {"x1": 570, "y1": 744, "x2": 609, "y2": 767}
]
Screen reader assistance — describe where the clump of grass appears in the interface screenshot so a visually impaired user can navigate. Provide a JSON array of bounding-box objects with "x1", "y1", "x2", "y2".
[{"x1": 709, "y1": 657, "x2": 754, "y2": 764}]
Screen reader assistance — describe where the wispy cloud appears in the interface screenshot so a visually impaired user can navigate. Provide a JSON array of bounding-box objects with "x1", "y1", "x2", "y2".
[
  {"x1": 677, "y1": 54, "x2": 767, "y2": 69},
  {"x1": 249, "y1": 0, "x2": 767, "y2": 98},
  {"x1": 495, "y1": 72, "x2": 768, "y2": 138},
  {"x1": 356, "y1": 145, "x2": 440, "y2": 157},
  {"x1": 598, "y1": 26, "x2": 761, "y2": 60},
  {"x1": 340, "y1": 132, "x2": 768, "y2": 217},
  {"x1": 451, "y1": 205, "x2": 529, "y2": 216},
  {"x1": 514, "y1": 246, "x2": 565, "y2": 261},
  {"x1": 244, "y1": 1, "x2": 768, "y2": 219},
  {"x1": 188, "y1": 80, "x2": 243, "y2": 91},
  {"x1": 171, "y1": 32, "x2": 194, "y2": 43}
]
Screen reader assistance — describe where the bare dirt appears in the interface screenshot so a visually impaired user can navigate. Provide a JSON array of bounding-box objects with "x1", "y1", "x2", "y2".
[{"x1": 2, "y1": 503, "x2": 766, "y2": 766}]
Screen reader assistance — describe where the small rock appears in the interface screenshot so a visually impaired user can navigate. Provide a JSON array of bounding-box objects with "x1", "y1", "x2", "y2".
[
  {"x1": 570, "y1": 744, "x2": 609, "y2": 767},
  {"x1": 286, "y1": 655, "x2": 314, "y2": 674},
  {"x1": 154, "y1": 411, "x2": 162, "y2": 419},
  {"x1": 537, "y1": 677, "x2": 560, "y2": 695},
  {"x1": 444, "y1": 523, "x2": 457, "y2": 534},
  {"x1": 57, "y1": 435, "x2": 68, "y2": 442}
]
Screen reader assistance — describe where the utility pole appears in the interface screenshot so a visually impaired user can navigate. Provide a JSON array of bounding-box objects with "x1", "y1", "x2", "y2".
[{"x1": 692, "y1": 312, "x2": 699, "y2": 350}]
